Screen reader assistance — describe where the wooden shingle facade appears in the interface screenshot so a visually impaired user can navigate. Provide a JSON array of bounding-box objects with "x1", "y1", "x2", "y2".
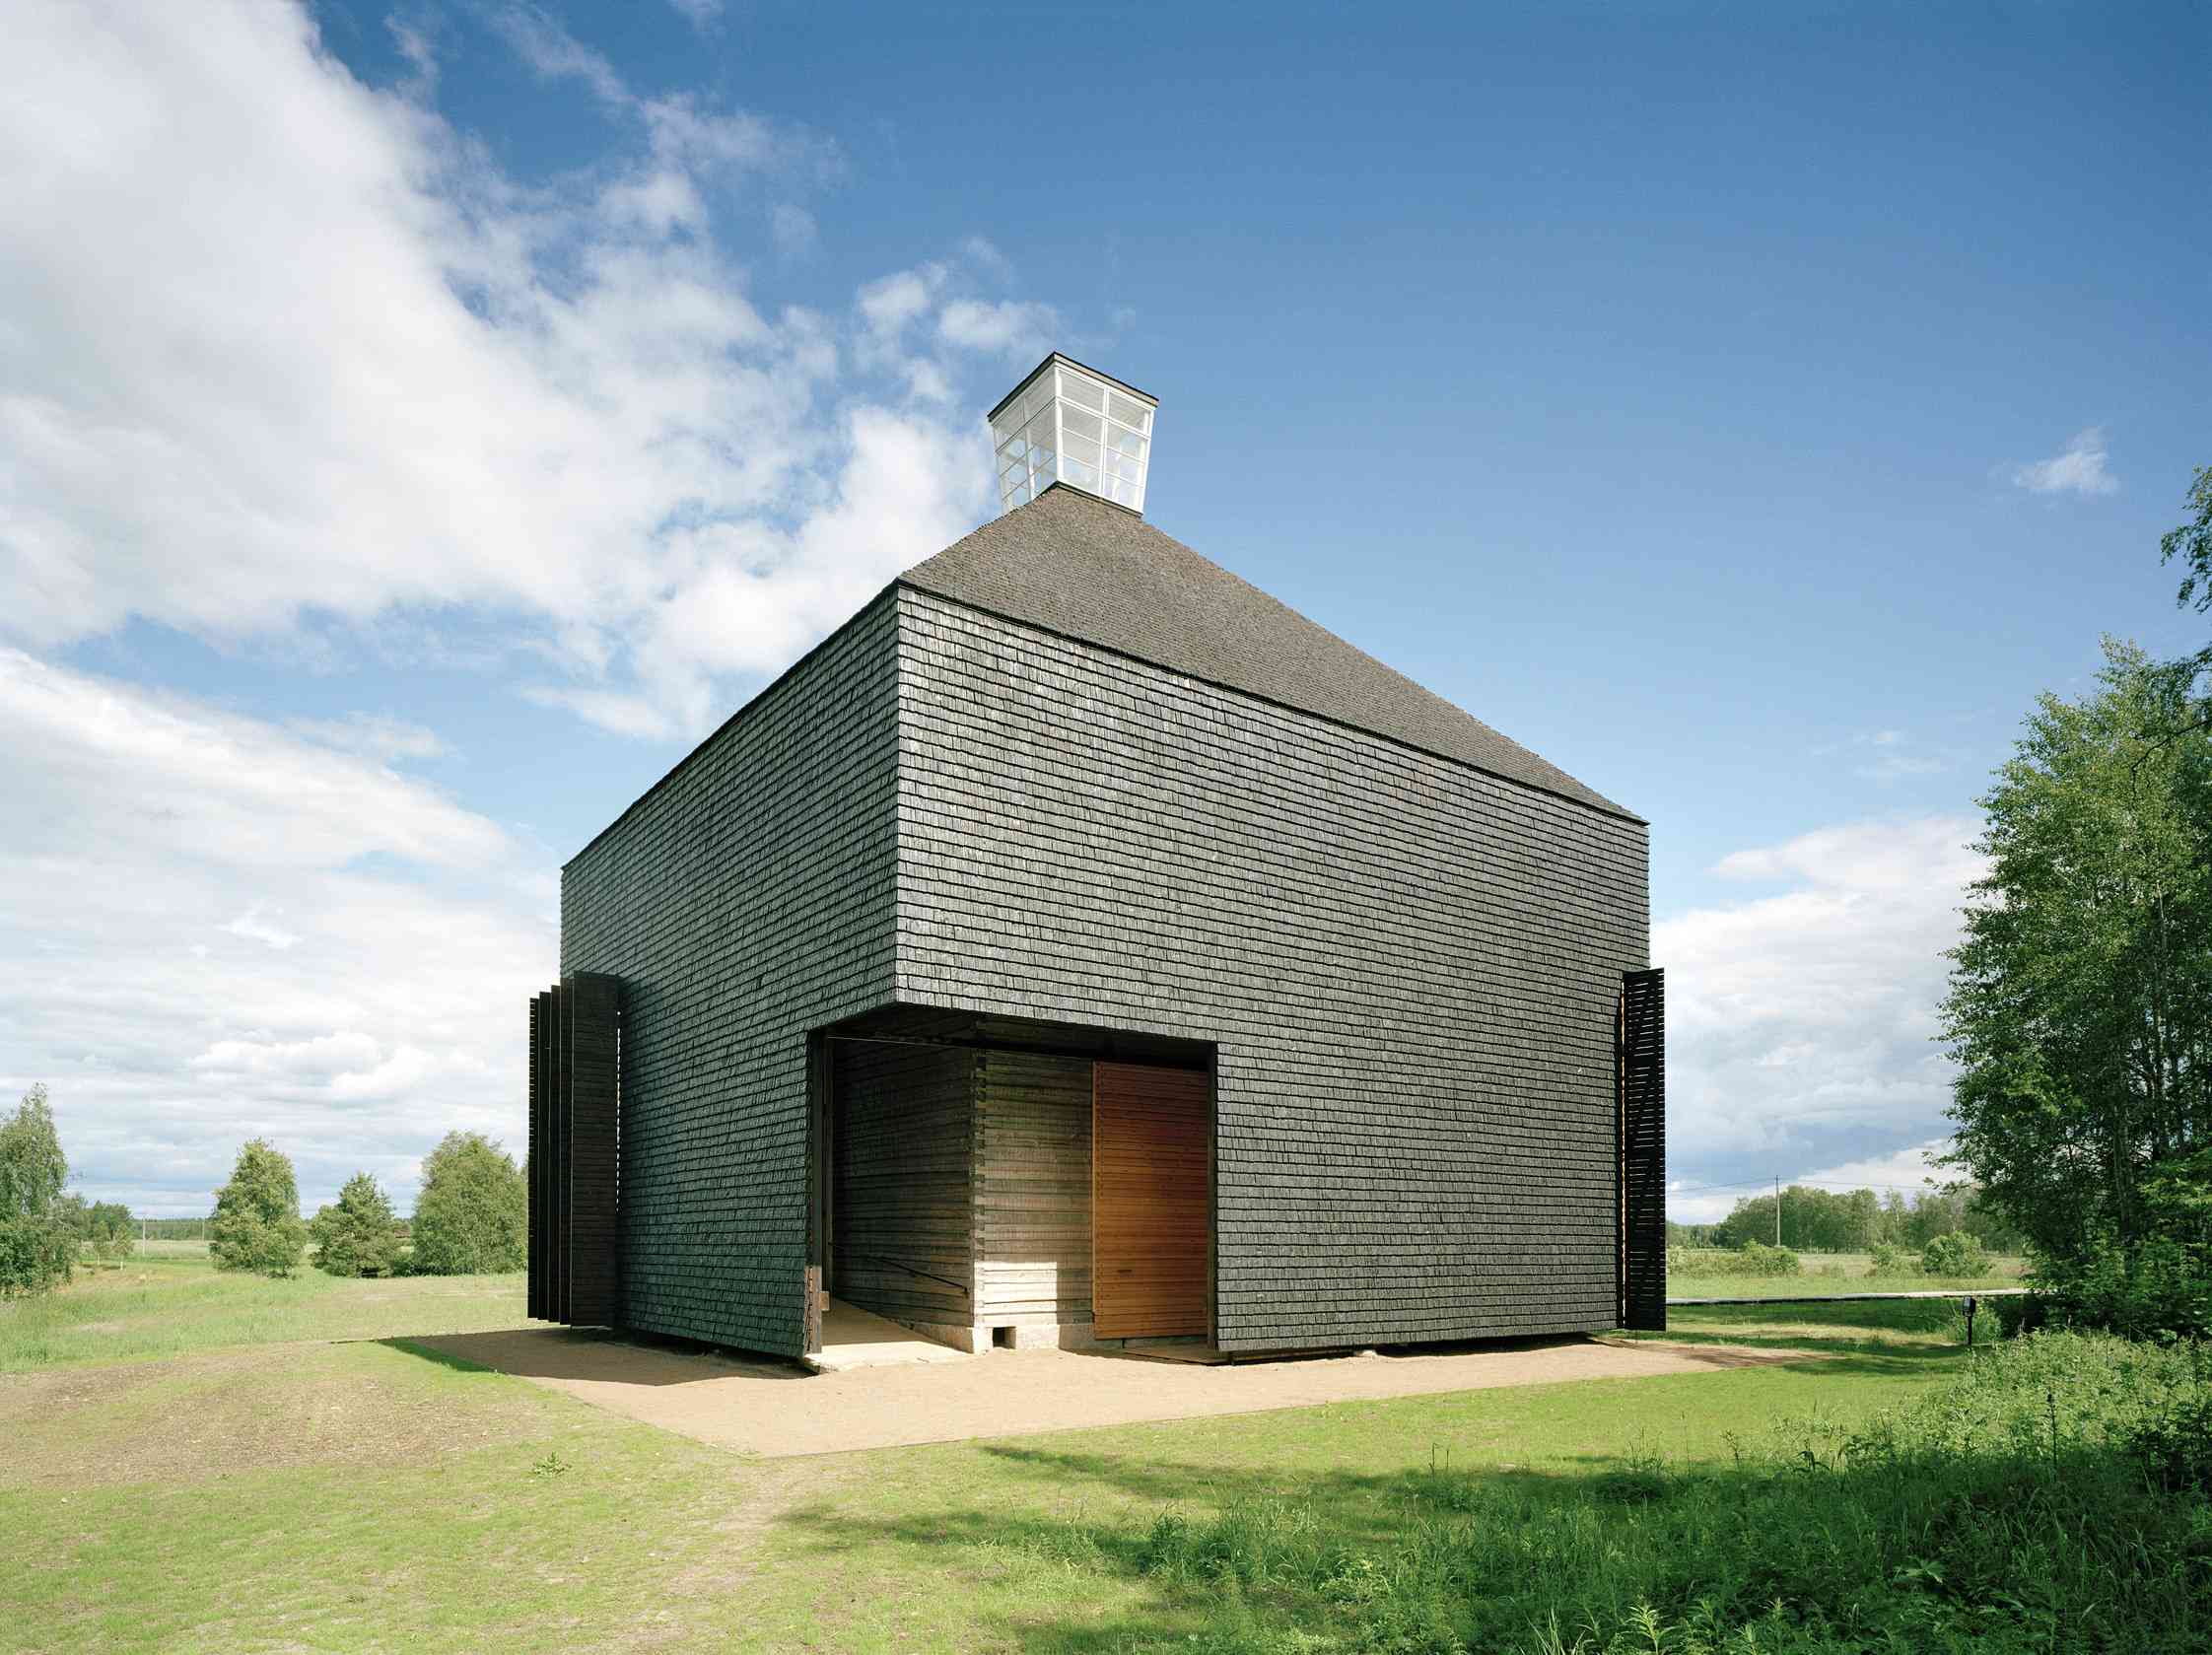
[{"x1": 537, "y1": 482, "x2": 1664, "y2": 1357}]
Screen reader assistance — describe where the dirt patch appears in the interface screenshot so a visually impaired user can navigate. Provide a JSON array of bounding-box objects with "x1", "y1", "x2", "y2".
[
  {"x1": 411, "y1": 1330, "x2": 1827, "y2": 1458},
  {"x1": 0, "y1": 1339, "x2": 562, "y2": 1489}
]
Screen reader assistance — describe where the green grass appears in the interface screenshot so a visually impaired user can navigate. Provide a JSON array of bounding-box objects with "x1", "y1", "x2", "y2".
[
  {"x1": 4, "y1": 1267, "x2": 2200, "y2": 1652},
  {"x1": 0, "y1": 1250, "x2": 526, "y2": 1372}
]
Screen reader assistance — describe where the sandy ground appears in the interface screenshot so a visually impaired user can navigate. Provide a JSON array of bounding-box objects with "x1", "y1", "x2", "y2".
[{"x1": 410, "y1": 1327, "x2": 1820, "y2": 1458}]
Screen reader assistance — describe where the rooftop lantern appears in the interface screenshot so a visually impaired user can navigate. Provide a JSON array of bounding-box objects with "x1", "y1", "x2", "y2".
[{"x1": 987, "y1": 354, "x2": 1157, "y2": 517}]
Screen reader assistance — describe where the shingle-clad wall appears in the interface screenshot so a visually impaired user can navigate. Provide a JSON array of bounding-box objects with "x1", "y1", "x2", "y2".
[
  {"x1": 892, "y1": 586, "x2": 1650, "y2": 1352},
  {"x1": 560, "y1": 596, "x2": 901, "y2": 1356}
]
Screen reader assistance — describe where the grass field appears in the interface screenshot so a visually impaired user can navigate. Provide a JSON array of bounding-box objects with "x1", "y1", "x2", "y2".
[
  {"x1": 1670, "y1": 1250, "x2": 2027, "y2": 1301},
  {"x1": 2, "y1": 1256, "x2": 2196, "y2": 1651},
  {"x1": 0, "y1": 1250, "x2": 526, "y2": 1373}
]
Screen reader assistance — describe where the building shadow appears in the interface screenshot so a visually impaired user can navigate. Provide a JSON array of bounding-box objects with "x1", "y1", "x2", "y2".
[{"x1": 384, "y1": 1327, "x2": 809, "y2": 1386}]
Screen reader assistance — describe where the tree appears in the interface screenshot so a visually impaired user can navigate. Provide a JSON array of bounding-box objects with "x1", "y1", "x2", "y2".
[
  {"x1": 1942, "y1": 640, "x2": 2212, "y2": 1266},
  {"x1": 2161, "y1": 462, "x2": 2212, "y2": 718},
  {"x1": 208, "y1": 1139, "x2": 309, "y2": 1276},
  {"x1": 0, "y1": 1084, "x2": 75, "y2": 1297},
  {"x1": 308, "y1": 1172, "x2": 403, "y2": 1277},
  {"x1": 408, "y1": 1133, "x2": 525, "y2": 1276},
  {"x1": 77, "y1": 1200, "x2": 135, "y2": 1262}
]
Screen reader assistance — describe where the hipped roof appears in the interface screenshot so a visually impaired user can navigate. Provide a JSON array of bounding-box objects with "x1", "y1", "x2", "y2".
[{"x1": 899, "y1": 483, "x2": 1638, "y2": 821}]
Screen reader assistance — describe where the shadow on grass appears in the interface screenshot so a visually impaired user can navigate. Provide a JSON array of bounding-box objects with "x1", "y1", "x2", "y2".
[{"x1": 377, "y1": 1327, "x2": 810, "y2": 1386}]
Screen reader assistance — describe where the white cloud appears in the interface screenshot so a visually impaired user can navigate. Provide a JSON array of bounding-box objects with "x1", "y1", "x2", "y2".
[
  {"x1": 1797, "y1": 1139, "x2": 1953, "y2": 1195},
  {"x1": 667, "y1": 0, "x2": 724, "y2": 27},
  {"x1": 938, "y1": 299, "x2": 1059, "y2": 359},
  {"x1": 0, "y1": 1, "x2": 1034, "y2": 740},
  {"x1": 1657, "y1": 816, "x2": 1983, "y2": 1187},
  {"x1": 0, "y1": 652, "x2": 549, "y2": 1214},
  {"x1": 2009, "y1": 427, "x2": 2117, "y2": 496}
]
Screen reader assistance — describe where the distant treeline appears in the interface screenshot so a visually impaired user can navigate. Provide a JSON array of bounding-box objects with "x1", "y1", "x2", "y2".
[{"x1": 1668, "y1": 1184, "x2": 2025, "y2": 1255}]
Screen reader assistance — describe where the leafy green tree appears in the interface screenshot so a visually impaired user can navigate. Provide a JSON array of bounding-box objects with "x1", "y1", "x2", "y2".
[
  {"x1": 308, "y1": 1172, "x2": 404, "y2": 1277},
  {"x1": 0, "y1": 1084, "x2": 75, "y2": 1297},
  {"x1": 2162, "y1": 462, "x2": 2212, "y2": 717},
  {"x1": 208, "y1": 1139, "x2": 309, "y2": 1276},
  {"x1": 408, "y1": 1133, "x2": 526, "y2": 1276},
  {"x1": 78, "y1": 1200, "x2": 135, "y2": 1262},
  {"x1": 1943, "y1": 640, "x2": 2212, "y2": 1266}
]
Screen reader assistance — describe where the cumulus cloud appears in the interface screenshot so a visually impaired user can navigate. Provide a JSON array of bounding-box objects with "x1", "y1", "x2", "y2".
[
  {"x1": 0, "y1": 651, "x2": 549, "y2": 1215},
  {"x1": 2010, "y1": 428, "x2": 2117, "y2": 496},
  {"x1": 1657, "y1": 816, "x2": 1984, "y2": 1204},
  {"x1": 0, "y1": 0, "x2": 1039, "y2": 739}
]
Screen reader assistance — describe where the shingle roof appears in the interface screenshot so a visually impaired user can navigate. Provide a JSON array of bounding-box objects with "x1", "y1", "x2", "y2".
[{"x1": 899, "y1": 483, "x2": 1638, "y2": 821}]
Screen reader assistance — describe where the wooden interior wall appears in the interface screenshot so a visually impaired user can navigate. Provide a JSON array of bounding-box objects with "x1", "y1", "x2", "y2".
[
  {"x1": 1092, "y1": 1062, "x2": 1210, "y2": 1340},
  {"x1": 831, "y1": 1040, "x2": 974, "y2": 1324},
  {"x1": 974, "y1": 1051, "x2": 1092, "y2": 1324}
]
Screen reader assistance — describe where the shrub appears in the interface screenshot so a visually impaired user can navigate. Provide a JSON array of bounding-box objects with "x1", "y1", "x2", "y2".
[
  {"x1": 1867, "y1": 1240, "x2": 1915, "y2": 1277},
  {"x1": 1663, "y1": 1246, "x2": 1739, "y2": 1278},
  {"x1": 409, "y1": 1133, "x2": 525, "y2": 1276},
  {"x1": 1921, "y1": 1231, "x2": 1991, "y2": 1277},
  {"x1": 0, "y1": 1084, "x2": 75, "y2": 1298},
  {"x1": 309, "y1": 1172, "x2": 404, "y2": 1277},
  {"x1": 1730, "y1": 1239, "x2": 1801, "y2": 1276},
  {"x1": 208, "y1": 1139, "x2": 309, "y2": 1276}
]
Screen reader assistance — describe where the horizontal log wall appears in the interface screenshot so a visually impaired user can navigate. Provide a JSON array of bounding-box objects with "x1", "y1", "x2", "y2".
[
  {"x1": 974, "y1": 1050, "x2": 1092, "y2": 1324},
  {"x1": 832, "y1": 1040, "x2": 974, "y2": 1324}
]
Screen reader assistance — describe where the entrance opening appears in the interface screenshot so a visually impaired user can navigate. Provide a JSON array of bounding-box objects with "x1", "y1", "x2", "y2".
[{"x1": 813, "y1": 1006, "x2": 1213, "y2": 1353}]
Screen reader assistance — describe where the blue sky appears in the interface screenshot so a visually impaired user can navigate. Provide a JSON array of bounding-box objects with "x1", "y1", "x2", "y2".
[{"x1": 4, "y1": 1, "x2": 2206, "y2": 1218}]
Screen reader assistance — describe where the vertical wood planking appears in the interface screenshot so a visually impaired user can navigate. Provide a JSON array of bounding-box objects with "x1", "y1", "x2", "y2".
[{"x1": 1092, "y1": 1062, "x2": 1210, "y2": 1339}]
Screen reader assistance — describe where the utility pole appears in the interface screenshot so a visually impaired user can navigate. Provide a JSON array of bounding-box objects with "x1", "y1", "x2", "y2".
[{"x1": 1774, "y1": 1177, "x2": 1782, "y2": 1248}]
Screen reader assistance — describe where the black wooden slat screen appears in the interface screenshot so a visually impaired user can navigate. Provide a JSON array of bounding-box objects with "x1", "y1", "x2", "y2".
[
  {"x1": 526, "y1": 995, "x2": 544, "y2": 1321},
  {"x1": 1620, "y1": 967, "x2": 1666, "y2": 1331},
  {"x1": 525, "y1": 974, "x2": 622, "y2": 1328}
]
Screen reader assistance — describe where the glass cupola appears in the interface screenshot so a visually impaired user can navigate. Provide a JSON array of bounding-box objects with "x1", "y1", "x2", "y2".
[{"x1": 987, "y1": 354, "x2": 1157, "y2": 517}]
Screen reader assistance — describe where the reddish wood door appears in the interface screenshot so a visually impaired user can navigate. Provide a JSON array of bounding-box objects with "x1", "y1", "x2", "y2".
[{"x1": 1091, "y1": 1062, "x2": 1210, "y2": 1339}]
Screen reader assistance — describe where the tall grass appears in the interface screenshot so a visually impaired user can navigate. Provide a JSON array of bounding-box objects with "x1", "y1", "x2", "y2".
[{"x1": 1078, "y1": 1332, "x2": 2212, "y2": 1653}]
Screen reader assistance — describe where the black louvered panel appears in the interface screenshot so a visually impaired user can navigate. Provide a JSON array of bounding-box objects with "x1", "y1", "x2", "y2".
[
  {"x1": 565, "y1": 972, "x2": 623, "y2": 1328},
  {"x1": 526, "y1": 994, "x2": 544, "y2": 1321},
  {"x1": 1620, "y1": 968, "x2": 1666, "y2": 1331}
]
